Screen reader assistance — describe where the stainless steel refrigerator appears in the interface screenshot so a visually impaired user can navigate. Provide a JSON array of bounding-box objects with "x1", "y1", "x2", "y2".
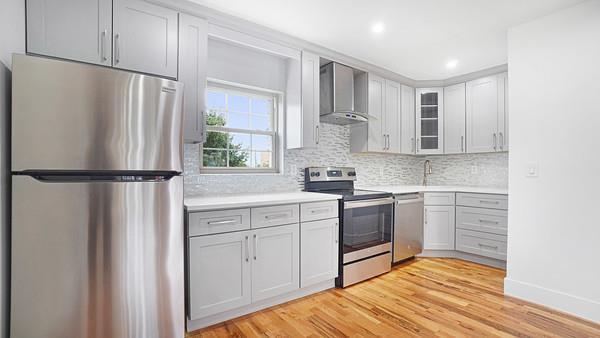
[{"x1": 10, "y1": 55, "x2": 185, "y2": 338}]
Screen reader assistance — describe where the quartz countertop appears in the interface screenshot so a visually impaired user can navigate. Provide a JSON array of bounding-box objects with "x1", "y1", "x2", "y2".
[
  {"x1": 358, "y1": 185, "x2": 508, "y2": 195},
  {"x1": 185, "y1": 191, "x2": 342, "y2": 212}
]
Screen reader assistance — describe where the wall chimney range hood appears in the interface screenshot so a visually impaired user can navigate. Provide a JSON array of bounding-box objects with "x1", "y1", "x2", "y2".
[{"x1": 320, "y1": 62, "x2": 369, "y2": 125}]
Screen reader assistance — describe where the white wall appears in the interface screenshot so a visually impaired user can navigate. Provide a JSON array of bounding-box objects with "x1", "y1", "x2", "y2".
[
  {"x1": 505, "y1": 0, "x2": 600, "y2": 323},
  {"x1": 0, "y1": 0, "x2": 25, "y2": 337}
]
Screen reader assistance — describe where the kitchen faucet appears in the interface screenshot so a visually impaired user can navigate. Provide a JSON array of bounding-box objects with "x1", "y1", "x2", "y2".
[{"x1": 423, "y1": 160, "x2": 432, "y2": 186}]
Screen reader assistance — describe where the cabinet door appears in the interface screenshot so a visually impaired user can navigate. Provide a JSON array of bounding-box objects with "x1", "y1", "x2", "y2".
[
  {"x1": 188, "y1": 231, "x2": 251, "y2": 320},
  {"x1": 400, "y1": 85, "x2": 416, "y2": 154},
  {"x1": 113, "y1": 0, "x2": 178, "y2": 78},
  {"x1": 466, "y1": 75, "x2": 499, "y2": 153},
  {"x1": 301, "y1": 51, "x2": 319, "y2": 148},
  {"x1": 251, "y1": 224, "x2": 299, "y2": 302},
  {"x1": 444, "y1": 83, "x2": 466, "y2": 154},
  {"x1": 368, "y1": 74, "x2": 386, "y2": 152},
  {"x1": 423, "y1": 206, "x2": 455, "y2": 250},
  {"x1": 385, "y1": 79, "x2": 401, "y2": 153},
  {"x1": 179, "y1": 14, "x2": 208, "y2": 143},
  {"x1": 416, "y1": 88, "x2": 444, "y2": 154},
  {"x1": 26, "y1": 0, "x2": 112, "y2": 66},
  {"x1": 300, "y1": 219, "x2": 339, "y2": 287},
  {"x1": 498, "y1": 72, "x2": 508, "y2": 151}
]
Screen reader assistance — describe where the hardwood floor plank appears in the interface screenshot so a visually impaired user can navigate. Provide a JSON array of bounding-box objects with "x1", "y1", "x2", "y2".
[{"x1": 189, "y1": 258, "x2": 600, "y2": 337}]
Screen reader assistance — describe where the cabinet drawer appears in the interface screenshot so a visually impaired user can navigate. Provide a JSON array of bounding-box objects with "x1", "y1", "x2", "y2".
[
  {"x1": 424, "y1": 192, "x2": 455, "y2": 206},
  {"x1": 456, "y1": 207, "x2": 507, "y2": 235},
  {"x1": 251, "y1": 204, "x2": 299, "y2": 229},
  {"x1": 456, "y1": 193, "x2": 508, "y2": 210},
  {"x1": 456, "y1": 229, "x2": 507, "y2": 261},
  {"x1": 301, "y1": 200, "x2": 339, "y2": 222},
  {"x1": 188, "y1": 209, "x2": 250, "y2": 236}
]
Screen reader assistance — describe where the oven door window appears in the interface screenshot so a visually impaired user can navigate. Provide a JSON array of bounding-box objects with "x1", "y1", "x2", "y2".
[{"x1": 343, "y1": 200, "x2": 393, "y2": 254}]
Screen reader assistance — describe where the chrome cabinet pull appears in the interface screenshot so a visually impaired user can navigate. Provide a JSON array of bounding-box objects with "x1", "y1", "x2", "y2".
[
  {"x1": 493, "y1": 133, "x2": 497, "y2": 151},
  {"x1": 479, "y1": 200, "x2": 500, "y2": 205},
  {"x1": 461, "y1": 136, "x2": 464, "y2": 152},
  {"x1": 334, "y1": 222, "x2": 339, "y2": 244},
  {"x1": 244, "y1": 235, "x2": 249, "y2": 262},
  {"x1": 478, "y1": 243, "x2": 499, "y2": 250},
  {"x1": 479, "y1": 218, "x2": 500, "y2": 224},
  {"x1": 202, "y1": 112, "x2": 208, "y2": 143},
  {"x1": 424, "y1": 208, "x2": 428, "y2": 224},
  {"x1": 207, "y1": 219, "x2": 236, "y2": 225},
  {"x1": 411, "y1": 137, "x2": 415, "y2": 153},
  {"x1": 264, "y1": 213, "x2": 288, "y2": 220},
  {"x1": 310, "y1": 208, "x2": 329, "y2": 214},
  {"x1": 416, "y1": 138, "x2": 420, "y2": 153},
  {"x1": 253, "y1": 234, "x2": 257, "y2": 260},
  {"x1": 499, "y1": 132, "x2": 504, "y2": 151},
  {"x1": 101, "y1": 30, "x2": 108, "y2": 62},
  {"x1": 114, "y1": 33, "x2": 120, "y2": 65},
  {"x1": 315, "y1": 125, "x2": 319, "y2": 145}
]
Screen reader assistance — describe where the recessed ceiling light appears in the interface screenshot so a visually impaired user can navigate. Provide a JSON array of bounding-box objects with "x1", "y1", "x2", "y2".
[
  {"x1": 371, "y1": 22, "x2": 385, "y2": 34},
  {"x1": 446, "y1": 60, "x2": 458, "y2": 69}
]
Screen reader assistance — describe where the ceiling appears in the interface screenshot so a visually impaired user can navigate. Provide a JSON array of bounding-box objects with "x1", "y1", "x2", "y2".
[{"x1": 189, "y1": 0, "x2": 585, "y2": 80}]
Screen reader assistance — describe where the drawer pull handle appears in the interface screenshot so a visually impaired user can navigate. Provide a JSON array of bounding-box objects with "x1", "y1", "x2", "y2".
[
  {"x1": 478, "y1": 219, "x2": 500, "y2": 224},
  {"x1": 478, "y1": 243, "x2": 499, "y2": 250},
  {"x1": 253, "y1": 234, "x2": 257, "y2": 260},
  {"x1": 265, "y1": 213, "x2": 288, "y2": 220},
  {"x1": 310, "y1": 208, "x2": 329, "y2": 214},
  {"x1": 207, "y1": 219, "x2": 237, "y2": 225},
  {"x1": 479, "y1": 200, "x2": 500, "y2": 204}
]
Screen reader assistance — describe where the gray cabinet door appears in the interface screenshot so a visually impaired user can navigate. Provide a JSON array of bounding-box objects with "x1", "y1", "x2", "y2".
[
  {"x1": 385, "y1": 79, "x2": 401, "y2": 153},
  {"x1": 26, "y1": 0, "x2": 112, "y2": 66},
  {"x1": 368, "y1": 74, "x2": 386, "y2": 152},
  {"x1": 400, "y1": 85, "x2": 416, "y2": 154},
  {"x1": 113, "y1": 0, "x2": 178, "y2": 78},
  {"x1": 444, "y1": 83, "x2": 466, "y2": 154},
  {"x1": 301, "y1": 51, "x2": 319, "y2": 148},
  {"x1": 466, "y1": 75, "x2": 499, "y2": 153},
  {"x1": 179, "y1": 14, "x2": 208, "y2": 143}
]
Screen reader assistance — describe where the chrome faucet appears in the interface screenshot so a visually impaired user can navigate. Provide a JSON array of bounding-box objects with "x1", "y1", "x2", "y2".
[{"x1": 423, "y1": 160, "x2": 432, "y2": 186}]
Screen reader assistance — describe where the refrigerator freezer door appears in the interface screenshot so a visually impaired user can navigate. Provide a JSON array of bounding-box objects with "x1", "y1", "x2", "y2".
[
  {"x1": 10, "y1": 175, "x2": 184, "y2": 338},
  {"x1": 11, "y1": 55, "x2": 183, "y2": 172}
]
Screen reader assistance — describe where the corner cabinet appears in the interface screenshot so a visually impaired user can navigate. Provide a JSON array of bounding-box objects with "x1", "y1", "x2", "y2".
[
  {"x1": 179, "y1": 14, "x2": 208, "y2": 143},
  {"x1": 465, "y1": 73, "x2": 508, "y2": 153},
  {"x1": 26, "y1": 0, "x2": 113, "y2": 66},
  {"x1": 416, "y1": 88, "x2": 444, "y2": 154},
  {"x1": 444, "y1": 83, "x2": 466, "y2": 154}
]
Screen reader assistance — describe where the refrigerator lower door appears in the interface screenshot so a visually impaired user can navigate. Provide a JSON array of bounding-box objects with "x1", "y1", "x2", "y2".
[{"x1": 11, "y1": 175, "x2": 184, "y2": 338}]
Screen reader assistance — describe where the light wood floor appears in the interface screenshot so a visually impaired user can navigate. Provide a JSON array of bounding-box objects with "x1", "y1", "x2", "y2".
[{"x1": 188, "y1": 258, "x2": 600, "y2": 337}]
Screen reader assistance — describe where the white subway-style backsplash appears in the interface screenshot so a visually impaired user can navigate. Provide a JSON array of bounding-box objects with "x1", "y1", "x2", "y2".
[{"x1": 184, "y1": 123, "x2": 507, "y2": 196}]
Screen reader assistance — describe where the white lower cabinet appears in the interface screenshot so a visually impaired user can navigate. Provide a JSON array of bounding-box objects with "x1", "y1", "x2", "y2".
[
  {"x1": 188, "y1": 231, "x2": 251, "y2": 320},
  {"x1": 300, "y1": 219, "x2": 339, "y2": 287},
  {"x1": 251, "y1": 224, "x2": 300, "y2": 302},
  {"x1": 423, "y1": 206, "x2": 455, "y2": 250}
]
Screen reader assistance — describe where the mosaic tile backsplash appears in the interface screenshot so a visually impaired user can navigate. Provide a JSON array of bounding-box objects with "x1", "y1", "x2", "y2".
[{"x1": 184, "y1": 123, "x2": 508, "y2": 196}]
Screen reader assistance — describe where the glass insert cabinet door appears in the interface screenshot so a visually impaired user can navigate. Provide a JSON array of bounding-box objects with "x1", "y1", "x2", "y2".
[{"x1": 416, "y1": 88, "x2": 444, "y2": 154}]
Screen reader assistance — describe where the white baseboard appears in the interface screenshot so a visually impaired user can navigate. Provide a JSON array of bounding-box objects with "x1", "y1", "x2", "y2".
[
  {"x1": 186, "y1": 279, "x2": 335, "y2": 332},
  {"x1": 504, "y1": 277, "x2": 600, "y2": 324},
  {"x1": 417, "y1": 250, "x2": 506, "y2": 269}
]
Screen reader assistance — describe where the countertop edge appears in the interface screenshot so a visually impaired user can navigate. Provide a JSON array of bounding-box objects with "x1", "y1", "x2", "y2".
[{"x1": 185, "y1": 192, "x2": 342, "y2": 212}]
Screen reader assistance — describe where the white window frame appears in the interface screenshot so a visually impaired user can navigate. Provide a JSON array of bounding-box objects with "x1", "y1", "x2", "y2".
[{"x1": 201, "y1": 80, "x2": 281, "y2": 174}]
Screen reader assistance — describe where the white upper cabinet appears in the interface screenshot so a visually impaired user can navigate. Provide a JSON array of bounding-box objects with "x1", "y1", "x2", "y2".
[
  {"x1": 113, "y1": 0, "x2": 179, "y2": 78},
  {"x1": 416, "y1": 88, "x2": 444, "y2": 154},
  {"x1": 384, "y1": 79, "x2": 402, "y2": 153},
  {"x1": 179, "y1": 14, "x2": 208, "y2": 143},
  {"x1": 367, "y1": 74, "x2": 386, "y2": 152},
  {"x1": 466, "y1": 74, "x2": 508, "y2": 153},
  {"x1": 302, "y1": 51, "x2": 320, "y2": 148},
  {"x1": 498, "y1": 72, "x2": 509, "y2": 151},
  {"x1": 26, "y1": 0, "x2": 112, "y2": 66},
  {"x1": 444, "y1": 83, "x2": 466, "y2": 154},
  {"x1": 400, "y1": 85, "x2": 416, "y2": 154}
]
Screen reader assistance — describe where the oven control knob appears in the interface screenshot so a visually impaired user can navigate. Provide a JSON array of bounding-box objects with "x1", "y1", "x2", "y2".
[
  {"x1": 315, "y1": 172, "x2": 321, "y2": 177},
  {"x1": 310, "y1": 172, "x2": 316, "y2": 177},
  {"x1": 348, "y1": 171, "x2": 356, "y2": 176}
]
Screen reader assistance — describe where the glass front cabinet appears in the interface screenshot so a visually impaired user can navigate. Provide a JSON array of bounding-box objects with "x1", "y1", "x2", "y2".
[{"x1": 416, "y1": 88, "x2": 444, "y2": 154}]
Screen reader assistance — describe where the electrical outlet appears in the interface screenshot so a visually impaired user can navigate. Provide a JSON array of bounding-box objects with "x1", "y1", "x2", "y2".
[
  {"x1": 470, "y1": 166, "x2": 478, "y2": 175},
  {"x1": 526, "y1": 162, "x2": 539, "y2": 178}
]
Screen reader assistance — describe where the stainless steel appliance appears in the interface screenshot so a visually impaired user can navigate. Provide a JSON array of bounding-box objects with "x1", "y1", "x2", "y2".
[
  {"x1": 319, "y1": 62, "x2": 369, "y2": 125},
  {"x1": 304, "y1": 167, "x2": 393, "y2": 287},
  {"x1": 10, "y1": 55, "x2": 185, "y2": 338},
  {"x1": 393, "y1": 193, "x2": 424, "y2": 263}
]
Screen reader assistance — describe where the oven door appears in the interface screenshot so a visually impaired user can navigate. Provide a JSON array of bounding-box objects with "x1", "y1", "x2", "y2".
[{"x1": 342, "y1": 197, "x2": 394, "y2": 263}]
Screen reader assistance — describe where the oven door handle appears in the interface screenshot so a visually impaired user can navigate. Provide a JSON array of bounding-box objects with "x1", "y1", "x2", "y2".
[{"x1": 344, "y1": 197, "x2": 395, "y2": 209}]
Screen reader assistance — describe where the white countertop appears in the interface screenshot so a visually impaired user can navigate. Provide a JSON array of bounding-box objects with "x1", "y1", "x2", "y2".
[
  {"x1": 358, "y1": 185, "x2": 508, "y2": 195},
  {"x1": 185, "y1": 191, "x2": 342, "y2": 212}
]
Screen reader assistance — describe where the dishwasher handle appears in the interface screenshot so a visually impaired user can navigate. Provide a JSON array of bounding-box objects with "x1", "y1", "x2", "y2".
[{"x1": 395, "y1": 195, "x2": 424, "y2": 205}]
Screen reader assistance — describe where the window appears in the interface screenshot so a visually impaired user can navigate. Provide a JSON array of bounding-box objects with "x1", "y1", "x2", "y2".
[{"x1": 202, "y1": 83, "x2": 279, "y2": 173}]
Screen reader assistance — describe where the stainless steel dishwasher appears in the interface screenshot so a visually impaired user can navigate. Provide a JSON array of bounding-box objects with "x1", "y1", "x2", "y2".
[{"x1": 393, "y1": 193, "x2": 425, "y2": 263}]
